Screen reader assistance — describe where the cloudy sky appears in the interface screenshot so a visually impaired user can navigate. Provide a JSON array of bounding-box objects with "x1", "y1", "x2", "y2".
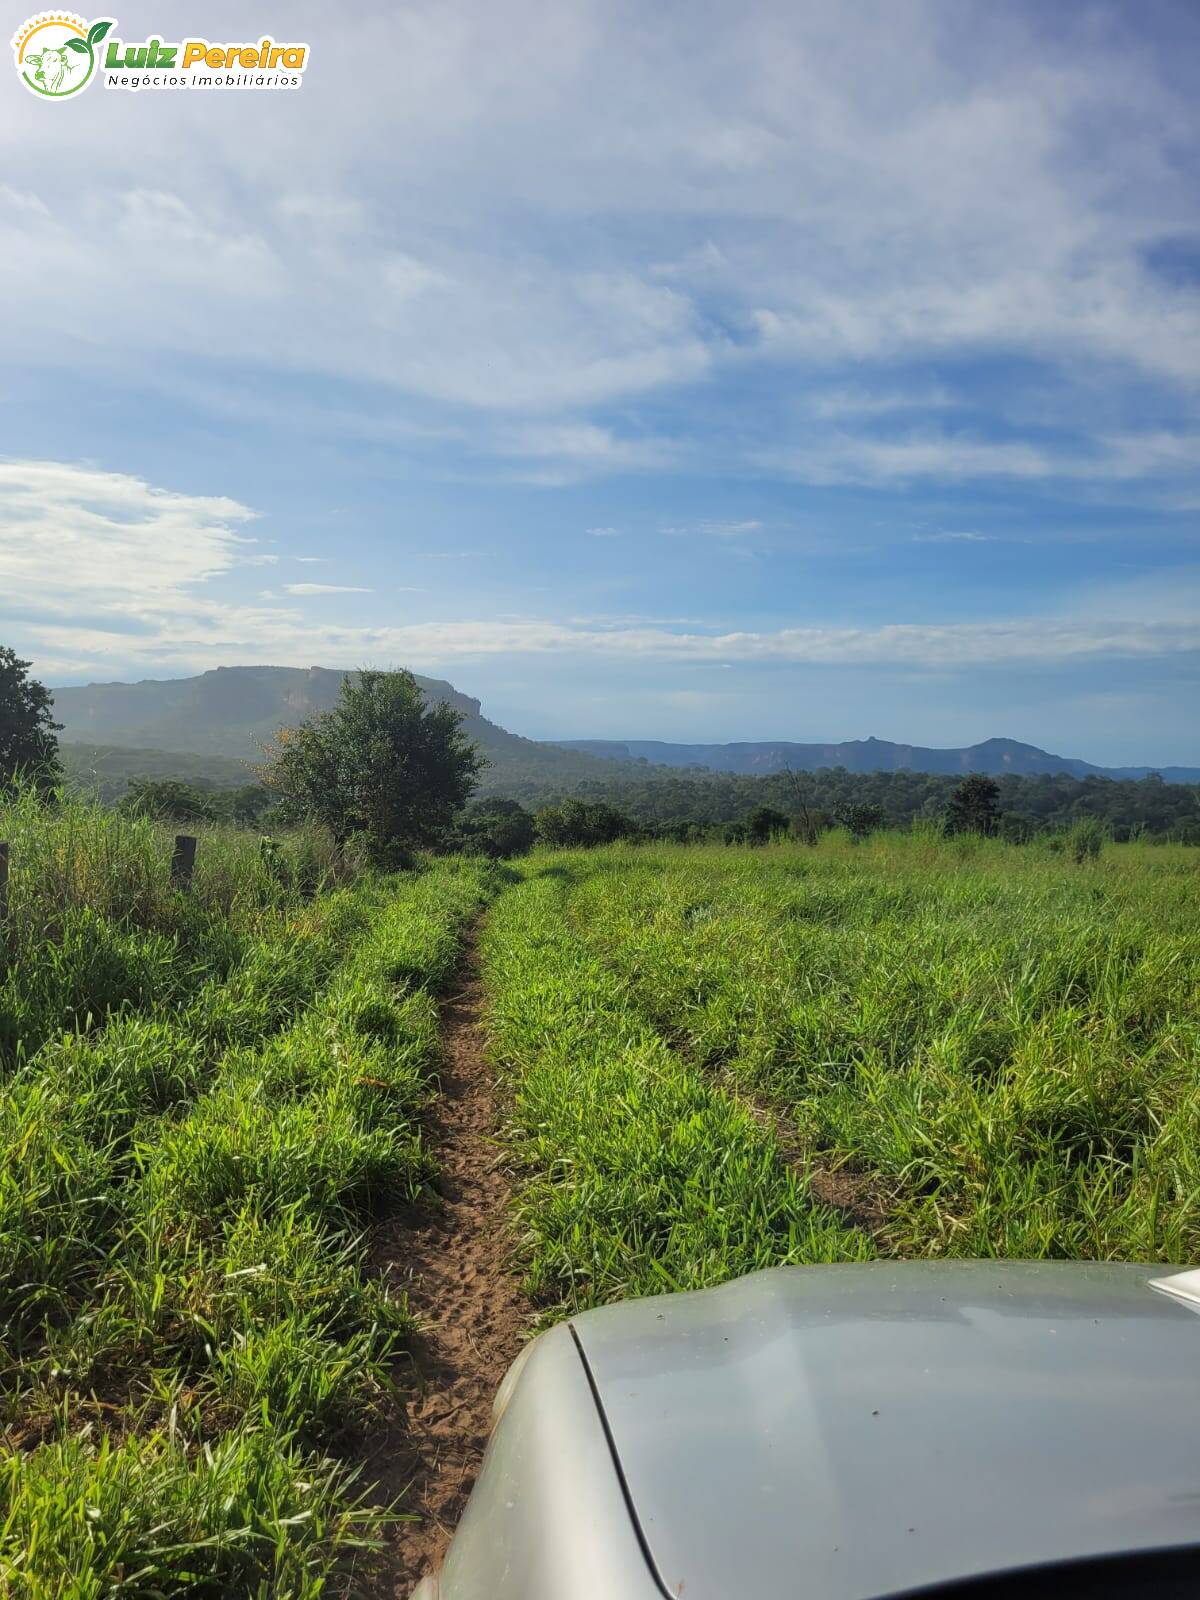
[{"x1": 2, "y1": 0, "x2": 1198, "y2": 762}]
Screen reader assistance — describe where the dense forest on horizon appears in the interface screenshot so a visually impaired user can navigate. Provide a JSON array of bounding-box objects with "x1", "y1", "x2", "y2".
[
  {"x1": 521, "y1": 768, "x2": 1200, "y2": 841},
  {"x1": 60, "y1": 741, "x2": 1200, "y2": 842}
]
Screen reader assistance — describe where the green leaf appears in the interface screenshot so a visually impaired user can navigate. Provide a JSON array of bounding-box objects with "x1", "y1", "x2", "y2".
[
  {"x1": 65, "y1": 36, "x2": 88, "y2": 52},
  {"x1": 87, "y1": 19, "x2": 112, "y2": 44}
]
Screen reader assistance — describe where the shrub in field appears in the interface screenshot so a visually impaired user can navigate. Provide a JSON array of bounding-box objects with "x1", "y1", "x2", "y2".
[
  {"x1": 534, "y1": 797, "x2": 635, "y2": 848},
  {"x1": 1069, "y1": 816, "x2": 1105, "y2": 863},
  {"x1": 457, "y1": 797, "x2": 536, "y2": 859},
  {"x1": 747, "y1": 805, "x2": 790, "y2": 845},
  {"x1": 120, "y1": 778, "x2": 220, "y2": 822},
  {"x1": 833, "y1": 800, "x2": 884, "y2": 842}
]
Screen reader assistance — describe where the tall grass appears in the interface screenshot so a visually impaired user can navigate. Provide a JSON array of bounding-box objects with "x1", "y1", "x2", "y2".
[
  {"x1": 481, "y1": 865, "x2": 872, "y2": 1315},
  {"x1": 0, "y1": 788, "x2": 344, "y2": 1071},
  {"x1": 546, "y1": 834, "x2": 1200, "y2": 1262},
  {"x1": 0, "y1": 791, "x2": 498, "y2": 1594}
]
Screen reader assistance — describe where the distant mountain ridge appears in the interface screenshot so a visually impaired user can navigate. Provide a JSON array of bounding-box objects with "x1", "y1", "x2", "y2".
[
  {"x1": 50, "y1": 665, "x2": 623, "y2": 791},
  {"x1": 48, "y1": 667, "x2": 1198, "y2": 787},
  {"x1": 553, "y1": 734, "x2": 1200, "y2": 784}
]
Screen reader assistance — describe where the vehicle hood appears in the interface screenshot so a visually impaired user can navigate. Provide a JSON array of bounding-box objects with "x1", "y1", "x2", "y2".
[{"x1": 570, "y1": 1261, "x2": 1200, "y2": 1600}]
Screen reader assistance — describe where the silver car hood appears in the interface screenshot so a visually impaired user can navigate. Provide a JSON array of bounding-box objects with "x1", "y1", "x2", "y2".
[{"x1": 572, "y1": 1261, "x2": 1200, "y2": 1600}]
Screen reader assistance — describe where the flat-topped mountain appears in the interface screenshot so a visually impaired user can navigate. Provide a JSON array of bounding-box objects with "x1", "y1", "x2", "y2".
[{"x1": 50, "y1": 665, "x2": 622, "y2": 789}]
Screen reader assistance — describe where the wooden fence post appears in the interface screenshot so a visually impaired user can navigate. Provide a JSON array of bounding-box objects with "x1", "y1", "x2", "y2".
[{"x1": 170, "y1": 834, "x2": 197, "y2": 892}]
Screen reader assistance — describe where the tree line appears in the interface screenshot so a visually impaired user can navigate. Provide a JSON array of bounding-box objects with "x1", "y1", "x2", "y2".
[
  {"x1": 508, "y1": 763, "x2": 1200, "y2": 844},
  {"x1": 4, "y1": 650, "x2": 1197, "y2": 857}
]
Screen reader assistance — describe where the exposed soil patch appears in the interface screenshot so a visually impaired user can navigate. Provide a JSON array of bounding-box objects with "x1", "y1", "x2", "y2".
[{"x1": 364, "y1": 933, "x2": 530, "y2": 1596}]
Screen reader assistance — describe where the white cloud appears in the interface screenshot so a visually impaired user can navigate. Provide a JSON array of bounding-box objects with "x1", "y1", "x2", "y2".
[
  {"x1": 2, "y1": 0, "x2": 1198, "y2": 486},
  {"x1": 4, "y1": 460, "x2": 1194, "y2": 690},
  {"x1": 7, "y1": 460, "x2": 1196, "y2": 687},
  {"x1": 283, "y1": 583, "x2": 374, "y2": 595},
  {"x1": 762, "y1": 430, "x2": 1200, "y2": 487},
  {"x1": 662, "y1": 519, "x2": 763, "y2": 538},
  {"x1": 495, "y1": 422, "x2": 679, "y2": 480},
  {"x1": 586, "y1": 526, "x2": 621, "y2": 537},
  {"x1": 0, "y1": 460, "x2": 255, "y2": 612},
  {"x1": 809, "y1": 385, "x2": 959, "y2": 420},
  {"x1": 912, "y1": 530, "x2": 996, "y2": 543}
]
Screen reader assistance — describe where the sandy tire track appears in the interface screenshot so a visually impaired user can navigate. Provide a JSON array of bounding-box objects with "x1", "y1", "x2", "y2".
[{"x1": 363, "y1": 930, "x2": 529, "y2": 1596}]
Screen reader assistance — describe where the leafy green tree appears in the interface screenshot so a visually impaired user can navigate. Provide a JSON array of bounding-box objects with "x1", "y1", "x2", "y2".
[
  {"x1": 0, "y1": 647, "x2": 61, "y2": 795},
  {"x1": 834, "y1": 801, "x2": 884, "y2": 841},
  {"x1": 459, "y1": 798, "x2": 536, "y2": 859},
  {"x1": 212, "y1": 784, "x2": 278, "y2": 828},
  {"x1": 260, "y1": 669, "x2": 482, "y2": 866},
  {"x1": 747, "y1": 805, "x2": 790, "y2": 845},
  {"x1": 535, "y1": 797, "x2": 634, "y2": 848},
  {"x1": 121, "y1": 779, "x2": 218, "y2": 822},
  {"x1": 943, "y1": 774, "x2": 1001, "y2": 837}
]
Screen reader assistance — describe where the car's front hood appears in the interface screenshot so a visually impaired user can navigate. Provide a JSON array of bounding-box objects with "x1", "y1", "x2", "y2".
[{"x1": 572, "y1": 1261, "x2": 1200, "y2": 1600}]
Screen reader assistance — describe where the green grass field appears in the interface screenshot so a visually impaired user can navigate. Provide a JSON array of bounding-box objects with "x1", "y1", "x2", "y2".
[
  {"x1": 2, "y1": 795, "x2": 1197, "y2": 1591},
  {"x1": 482, "y1": 834, "x2": 1200, "y2": 1307}
]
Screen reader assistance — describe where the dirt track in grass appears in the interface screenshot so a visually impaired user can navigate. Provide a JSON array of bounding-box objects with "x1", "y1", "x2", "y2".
[
  {"x1": 715, "y1": 1066, "x2": 890, "y2": 1241},
  {"x1": 364, "y1": 934, "x2": 530, "y2": 1597}
]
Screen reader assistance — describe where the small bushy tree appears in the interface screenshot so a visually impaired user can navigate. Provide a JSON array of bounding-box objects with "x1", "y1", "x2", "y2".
[
  {"x1": 1068, "y1": 817, "x2": 1104, "y2": 864},
  {"x1": 835, "y1": 801, "x2": 884, "y2": 842},
  {"x1": 122, "y1": 779, "x2": 277, "y2": 828},
  {"x1": 0, "y1": 647, "x2": 61, "y2": 796},
  {"x1": 535, "y1": 798, "x2": 634, "y2": 848},
  {"x1": 943, "y1": 774, "x2": 1001, "y2": 837},
  {"x1": 260, "y1": 669, "x2": 482, "y2": 866},
  {"x1": 458, "y1": 798, "x2": 536, "y2": 859},
  {"x1": 121, "y1": 779, "x2": 218, "y2": 822}
]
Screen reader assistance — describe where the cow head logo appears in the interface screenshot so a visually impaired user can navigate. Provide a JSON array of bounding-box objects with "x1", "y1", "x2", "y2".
[{"x1": 12, "y1": 13, "x2": 113, "y2": 98}]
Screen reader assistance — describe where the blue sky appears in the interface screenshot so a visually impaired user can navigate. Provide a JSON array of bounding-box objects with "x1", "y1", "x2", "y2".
[{"x1": 1, "y1": 0, "x2": 1198, "y2": 763}]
